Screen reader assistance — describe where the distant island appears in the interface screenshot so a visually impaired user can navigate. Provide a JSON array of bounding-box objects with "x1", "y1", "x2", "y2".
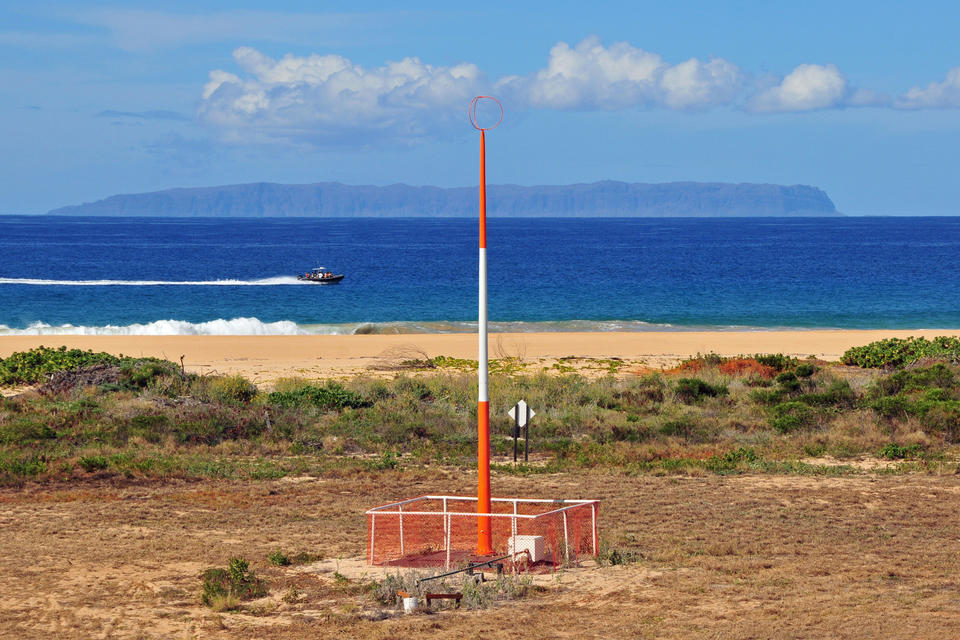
[{"x1": 47, "y1": 180, "x2": 840, "y2": 217}]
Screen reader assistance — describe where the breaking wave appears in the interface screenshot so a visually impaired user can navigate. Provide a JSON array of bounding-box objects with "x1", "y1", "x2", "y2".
[
  {"x1": 0, "y1": 318, "x2": 303, "y2": 336},
  {"x1": 0, "y1": 317, "x2": 781, "y2": 336}
]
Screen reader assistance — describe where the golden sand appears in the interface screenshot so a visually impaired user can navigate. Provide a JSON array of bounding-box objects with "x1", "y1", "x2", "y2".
[{"x1": 2, "y1": 329, "x2": 957, "y2": 384}]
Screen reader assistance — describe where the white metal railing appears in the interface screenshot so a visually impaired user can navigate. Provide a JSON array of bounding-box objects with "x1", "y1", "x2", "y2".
[{"x1": 367, "y1": 495, "x2": 599, "y2": 568}]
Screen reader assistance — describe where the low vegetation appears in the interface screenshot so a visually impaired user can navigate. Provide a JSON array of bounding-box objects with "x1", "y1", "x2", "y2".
[
  {"x1": 1, "y1": 339, "x2": 959, "y2": 484},
  {"x1": 842, "y1": 335, "x2": 960, "y2": 368},
  {"x1": 371, "y1": 570, "x2": 537, "y2": 610},
  {"x1": 200, "y1": 557, "x2": 268, "y2": 611},
  {"x1": 0, "y1": 345, "x2": 163, "y2": 386}
]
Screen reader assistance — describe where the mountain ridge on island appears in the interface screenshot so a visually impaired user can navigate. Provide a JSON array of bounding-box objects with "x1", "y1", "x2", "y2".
[{"x1": 47, "y1": 180, "x2": 841, "y2": 217}]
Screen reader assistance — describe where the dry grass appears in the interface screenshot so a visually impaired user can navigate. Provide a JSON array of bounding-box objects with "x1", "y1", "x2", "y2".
[
  {"x1": 2, "y1": 469, "x2": 960, "y2": 638},
  {"x1": 208, "y1": 592, "x2": 241, "y2": 613}
]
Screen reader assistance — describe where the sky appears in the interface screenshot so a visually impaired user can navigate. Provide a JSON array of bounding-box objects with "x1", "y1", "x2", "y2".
[{"x1": 2, "y1": 1, "x2": 960, "y2": 215}]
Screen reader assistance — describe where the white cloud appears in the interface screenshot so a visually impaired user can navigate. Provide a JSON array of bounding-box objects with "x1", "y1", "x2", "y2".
[
  {"x1": 199, "y1": 47, "x2": 487, "y2": 145},
  {"x1": 896, "y1": 67, "x2": 960, "y2": 109},
  {"x1": 749, "y1": 64, "x2": 848, "y2": 112},
  {"x1": 196, "y1": 38, "x2": 924, "y2": 147},
  {"x1": 660, "y1": 57, "x2": 742, "y2": 109},
  {"x1": 497, "y1": 37, "x2": 742, "y2": 110}
]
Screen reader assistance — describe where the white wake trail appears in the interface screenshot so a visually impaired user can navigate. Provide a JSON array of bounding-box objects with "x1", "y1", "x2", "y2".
[{"x1": 0, "y1": 276, "x2": 307, "y2": 286}]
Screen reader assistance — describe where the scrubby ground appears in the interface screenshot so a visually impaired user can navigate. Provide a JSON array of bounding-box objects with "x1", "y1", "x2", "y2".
[
  {"x1": 4, "y1": 343, "x2": 960, "y2": 637},
  {"x1": 2, "y1": 470, "x2": 960, "y2": 639},
  {"x1": 4, "y1": 347, "x2": 960, "y2": 485}
]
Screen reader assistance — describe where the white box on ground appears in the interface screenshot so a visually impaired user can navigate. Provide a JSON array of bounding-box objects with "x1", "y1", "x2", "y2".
[{"x1": 508, "y1": 535, "x2": 546, "y2": 563}]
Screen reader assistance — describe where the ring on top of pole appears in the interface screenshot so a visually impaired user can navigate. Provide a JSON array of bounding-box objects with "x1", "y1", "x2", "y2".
[{"x1": 469, "y1": 96, "x2": 503, "y2": 131}]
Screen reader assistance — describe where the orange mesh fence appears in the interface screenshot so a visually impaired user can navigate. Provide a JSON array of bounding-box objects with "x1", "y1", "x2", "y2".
[{"x1": 366, "y1": 496, "x2": 599, "y2": 569}]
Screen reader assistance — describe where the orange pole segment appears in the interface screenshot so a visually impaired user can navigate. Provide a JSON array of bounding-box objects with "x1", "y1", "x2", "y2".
[{"x1": 477, "y1": 400, "x2": 492, "y2": 554}]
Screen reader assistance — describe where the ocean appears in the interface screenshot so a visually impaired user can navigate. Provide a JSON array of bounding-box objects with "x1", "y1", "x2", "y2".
[{"x1": 1, "y1": 215, "x2": 959, "y2": 335}]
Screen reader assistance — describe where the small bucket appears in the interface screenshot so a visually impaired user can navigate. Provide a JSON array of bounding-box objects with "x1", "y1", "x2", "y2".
[{"x1": 403, "y1": 597, "x2": 418, "y2": 614}]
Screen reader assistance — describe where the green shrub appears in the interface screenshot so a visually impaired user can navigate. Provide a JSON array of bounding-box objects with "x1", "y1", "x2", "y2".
[
  {"x1": 678, "y1": 352, "x2": 726, "y2": 368},
  {"x1": 167, "y1": 406, "x2": 267, "y2": 445},
  {"x1": 674, "y1": 378, "x2": 727, "y2": 403},
  {"x1": 602, "y1": 547, "x2": 642, "y2": 566},
  {"x1": 919, "y1": 402, "x2": 960, "y2": 440},
  {"x1": 267, "y1": 548, "x2": 290, "y2": 566},
  {"x1": 610, "y1": 424, "x2": 650, "y2": 442},
  {"x1": 268, "y1": 382, "x2": 364, "y2": 410},
  {"x1": 394, "y1": 377, "x2": 432, "y2": 400},
  {"x1": 373, "y1": 569, "x2": 533, "y2": 609},
  {"x1": 798, "y1": 379, "x2": 855, "y2": 407},
  {"x1": 365, "y1": 451, "x2": 399, "y2": 470},
  {"x1": 867, "y1": 364, "x2": 960, "y2": 438},
  {"x1": 121, "y1": 359, "x2": 181, "y2": 389},
  {"x1": 201, "y1": 557, "x2": 267, "y2": 607},
  {"x1": 460, "y1": 574, "x2": 533, "y2": 609},
  {"x1": 659, "y1": 417, "x2": 697, "y2": 437},
  {"x1": 872, "y1": 364, "x2": 956, "y2": 397},
  {"x1": 78, "y1": 455, "x2": 109, "y2": 472},
  {"x1": 750, "y1": 388, "x2": 785, "y2": 405},
  {"x1": 0, "y1": 346, "x2": 122, "y2": 386},
  {"x1": 207, "y1": 376, "x2": 258, "y2": 404},
  {"x1": 795, "y1": 363, "x2": 816, "y2": 378},
  {"x1": 774, "y1": 372, "x2": 801, "y2": 392},
  {"x1": 0, "y1": 454, "x2": 47, "y2": 479},
  {"x1": 0, "y1": 417, "x2": 57, "y2": 445},
  {"x1": 870, "y1": 394, "x2": 911, "y2": 418},
  {"x1": 363, "y1": 380, "x2": 393, "y2": 402},
  {"x1": 879, "y1": 443, "x2": 922, "y2": 459},
  {"x1": 770, "y1": 402, "x2": 815, "y2": 433},
  {"x1": 706, "y1": 447, "x2": 759, "y2": 472},
  {"x1": 842, "y1": 336, "x2": 960, "y2": 369},
  {"x1": 129, "y1": 413, "x2": 168, "y2": 440}
]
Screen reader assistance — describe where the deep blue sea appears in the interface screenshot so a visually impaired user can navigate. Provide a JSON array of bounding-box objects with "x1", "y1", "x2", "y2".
[{"x1": 1, "y1": 215, "x2": 959, "y2": 334}]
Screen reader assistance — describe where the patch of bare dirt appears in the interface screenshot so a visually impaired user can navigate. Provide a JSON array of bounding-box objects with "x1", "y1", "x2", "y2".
[
  {"x1": 2, "y1": 471, "x2": 960, "y2": 638},
  {"x1": 800, "y1": 455, "x2": 903, "y2": 470},
  {"x1": 0, "y1": 385, "x2": 31, "y2": 397}
]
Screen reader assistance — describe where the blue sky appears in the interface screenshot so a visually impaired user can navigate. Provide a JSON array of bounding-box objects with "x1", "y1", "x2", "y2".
[{"x1": 3, "y1": 1, "x2": 960, "y2": 214}]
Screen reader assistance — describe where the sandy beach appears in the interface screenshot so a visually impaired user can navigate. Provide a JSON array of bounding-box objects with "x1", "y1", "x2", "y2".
[{"x1": 2, "y1": 329, "x2": 957, "y2": 383}]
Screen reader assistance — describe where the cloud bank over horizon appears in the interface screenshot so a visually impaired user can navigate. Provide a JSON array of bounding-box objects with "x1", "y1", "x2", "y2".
[
  {"x1": 197, "y1": 37, "x2": 960, "y2": 146},
  {"x1": 199, "y1": 46, "x2": 486, "y2": 145},
  {"x1": 496, "y1": 37, "x2": 742, "y2": 111}
]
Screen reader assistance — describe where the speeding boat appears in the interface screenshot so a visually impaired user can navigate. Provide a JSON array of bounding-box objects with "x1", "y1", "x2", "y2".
[{"x1": 297, "y1": 266, "x2": 344, "y2": 284}]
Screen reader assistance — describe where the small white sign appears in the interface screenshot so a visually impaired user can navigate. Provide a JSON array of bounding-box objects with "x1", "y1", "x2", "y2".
[{"x1": 508, "y1": 399, "x2": 536, "y2": 427}]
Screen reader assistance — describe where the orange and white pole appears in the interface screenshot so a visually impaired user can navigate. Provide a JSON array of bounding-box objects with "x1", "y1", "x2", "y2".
[
  {"x1": 470, "y1": 96, "x2": 501, "y2": 556},
  {"x1": 477, "y1": 126, "x2": 492, "y2": 555}
]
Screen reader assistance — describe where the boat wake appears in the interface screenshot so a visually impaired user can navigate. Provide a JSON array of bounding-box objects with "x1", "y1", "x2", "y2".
[{"x1": 0, "y1": 276, "x2": 307, "y2": 286}]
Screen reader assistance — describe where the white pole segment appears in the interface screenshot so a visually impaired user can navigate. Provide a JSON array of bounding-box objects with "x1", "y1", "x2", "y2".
[{"x1": 479, "y1": 247, "x2": 488, "y2": 402}]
